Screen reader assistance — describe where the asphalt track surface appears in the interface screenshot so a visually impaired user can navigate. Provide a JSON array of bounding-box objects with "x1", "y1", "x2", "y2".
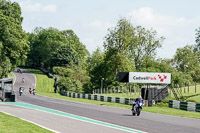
[{"x1": 1, "y1": 70, "x2": 200, "y2": 133}]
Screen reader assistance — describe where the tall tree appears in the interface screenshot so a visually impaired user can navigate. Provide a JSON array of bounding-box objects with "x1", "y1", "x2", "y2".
[
  {"x1": 87, "y1": 48, "x2": 105, "y2": 90},
  {"x1": 27, "y1": 27, "x2": 68, "y2": 68},
  {"x1": 62, "y1": 30, "x2": 89, "y2": 68},
  {"x1": 103, "y1": 18, "x2": 164, "y2": 86},
  {"x1": 53, "y1": 62, "x2": 90, "y2": 93},
  {"x1": 0, "y1": 0, "x2": 29, "y2": 78},
  {"x1": 131, "y1": 26, "x2": 164, "y2": 70},
  {"x1": 50, "y1": 45, "x2": 79, "y2": 67},
  {"x1": 173, "y1": 45, "x2": 200, "y2": 84},
  {"x1": 195, "y1": 27, "x2": 200, "y2": 50},
  {"x1": 103, "y1": 18, "x2": 136, "y2": 86},
  {"x1": 28, "y1": 28, "x2": 89, "y2": 70}
]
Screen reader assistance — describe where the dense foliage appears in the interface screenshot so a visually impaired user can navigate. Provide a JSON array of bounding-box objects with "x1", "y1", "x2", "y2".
[
  {"x1": 26, "y1": 27, "x2": 89, "y2": 93},
  {"x1": 0, "y1": 0, "x2": 29, "y2": 78},
  {"x1": 88, "y1": 18, "x2": 168, "y2": 90},
  {"x1": 2, "y1": 0, "x2": 200, "y2": 93}
]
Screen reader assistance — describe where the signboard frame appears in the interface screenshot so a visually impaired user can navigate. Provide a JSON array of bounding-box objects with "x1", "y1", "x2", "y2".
[{"x1": 129, "y1": 72, "x2": 171, "y2": 84}]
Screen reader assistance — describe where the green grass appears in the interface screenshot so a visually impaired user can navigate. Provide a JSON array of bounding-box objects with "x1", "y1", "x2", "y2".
[
  {"x1": 186, "y1": 95, "x2": 200, "y2": 103},
  {"x1": 100, "y1": 93, "x2": 141, "y2": 99},
  {"x1": 39, "y1": 92, "x2": 200, "y2": 119},
  {"x1": 0, "y1": 112, "x2": 53, "y2": 133},
  {"x1": 100, "y1": 92, "x2": 140, "y2": 98},
  {"x1": 8, "y1": 72, "x2": 14, "y2": 77},
  {"x1": 169, "y1": 85, "x2": 200, "y2": 103},
  {"x1": 144, "y1": 103, "x2": 200, "y2": 119},
  {"x1": 24, "y1": 68, "x2": 200, "y2": 119},
  {"x1": 8, "y1": 72, "x2": 15, "y2": 85},
  {"x1": 24, "y1": 68, "x2": 55, "y2": 94}
]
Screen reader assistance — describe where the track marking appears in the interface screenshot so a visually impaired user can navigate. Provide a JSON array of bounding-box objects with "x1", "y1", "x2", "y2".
[
  {"x1": 1, "y1": 111, "x2": 60, "y2": 133},
  {"x1": 4, "y1": 102, "x2": 147, "y2": 133}
]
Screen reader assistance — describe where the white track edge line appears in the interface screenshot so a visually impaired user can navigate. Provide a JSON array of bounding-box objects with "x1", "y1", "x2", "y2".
[{"x1": 1, "y1": 111, "x2": 59, "y2": 133}]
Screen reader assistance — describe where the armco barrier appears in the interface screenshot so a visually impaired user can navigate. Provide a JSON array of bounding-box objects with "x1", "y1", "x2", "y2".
[{"x1": 169, "y1": 100, "x2": 200, "y2": 113}]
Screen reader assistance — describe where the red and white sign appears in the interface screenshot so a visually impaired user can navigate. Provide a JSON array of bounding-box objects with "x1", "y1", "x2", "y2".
[{"x1": 129, "y1": 72, "x2": 171, "y2": 84}]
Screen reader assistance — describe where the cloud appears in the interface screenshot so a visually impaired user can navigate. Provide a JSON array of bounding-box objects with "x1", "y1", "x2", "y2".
[
  {"x1": 127, "y1": 7, "x2": 200, "y2": 58},
  {"x1": 88, "y1": 20, "x2": 113, "y2": 31},
  {"x1": 127, "y1": 7, "x2": 200, "y2": 35},
  {"x1": 19, "y1": 0, "x2": 57, "y2": 13},
  {"x1": 128, "y1": 7, "x2": 184, "y2": 35}
]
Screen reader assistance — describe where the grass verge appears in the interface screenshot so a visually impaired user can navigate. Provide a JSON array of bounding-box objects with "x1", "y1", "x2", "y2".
[
  {"x1": 8, "y1": 72, "x2": 14, "y2": 77},
  {"x1": 100, "y1": 93, "x2": 140, "y2": 99},
  {"x1": 0, "y1": 112, "x2": 53, "y2": 133},
  {"x1": 24, "y1": 68, "x2": 54, "y2": 94},
  {"x1": 25, "y1": 68, "x2": 200, "y2": 119}
]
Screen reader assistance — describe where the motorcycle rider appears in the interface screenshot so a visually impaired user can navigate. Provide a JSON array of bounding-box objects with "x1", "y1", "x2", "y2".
[{"x1": 132, "y1": 96, "x2": 144, "y2": 111}]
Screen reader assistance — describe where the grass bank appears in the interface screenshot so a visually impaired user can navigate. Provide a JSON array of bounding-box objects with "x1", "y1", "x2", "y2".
[
  {"x1": 0, "y1": 112, "x2": 53, "y2": 133},
  {"x1": 25, "y1": 68, "x2": 200, "y2": 119},
  {"x1": 100, "y1": 93, "x2": 141, "y2": 99},
  {"x1": 8, "y1": 72, "x2": 14, "y2": 77},
  {"x1": 24, "y1": 68, "x2": 54, "y2": 94}
]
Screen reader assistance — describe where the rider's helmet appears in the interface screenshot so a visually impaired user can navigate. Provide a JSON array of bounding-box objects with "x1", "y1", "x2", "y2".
[{"x1": 138, "y1": 96, "x2": 142, "y2": 100}]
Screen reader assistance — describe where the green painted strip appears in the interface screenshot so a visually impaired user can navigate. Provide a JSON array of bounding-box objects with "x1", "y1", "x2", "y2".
[{"x1": 4, "y1": 102, "x2": 146, "y2": 133}]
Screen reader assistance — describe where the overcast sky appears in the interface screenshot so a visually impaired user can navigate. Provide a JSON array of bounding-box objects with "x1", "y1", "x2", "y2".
[{"x1": 11, "y1": 0, "x2": 200, "y2": 59}]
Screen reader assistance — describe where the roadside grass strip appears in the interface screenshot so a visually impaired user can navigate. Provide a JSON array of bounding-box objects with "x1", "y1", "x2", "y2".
[
  {"x1": 4, "y1": 102, "x2": 147, "y2": 133},
  {"x1": 0, "y1": 111, "x2": 53, "y2": 133}
]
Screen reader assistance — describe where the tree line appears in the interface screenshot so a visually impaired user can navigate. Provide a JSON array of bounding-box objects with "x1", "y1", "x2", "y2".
[{"x1": 1, "y1": 0, "x2": 200, "y2": 93}]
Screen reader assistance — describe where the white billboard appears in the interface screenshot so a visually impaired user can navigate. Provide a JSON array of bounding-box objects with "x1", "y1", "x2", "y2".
[{"x1": 129, "y1": 72, "x2": 171, "y2": 84}]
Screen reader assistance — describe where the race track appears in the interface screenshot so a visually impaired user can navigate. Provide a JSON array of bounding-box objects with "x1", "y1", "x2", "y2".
[{"x1": 1, "y1": 70, "x2": 200, "y2": 133}]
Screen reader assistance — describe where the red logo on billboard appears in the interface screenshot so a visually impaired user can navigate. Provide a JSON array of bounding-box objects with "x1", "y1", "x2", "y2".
[{"x1": 158, "y1": 75, "x2": 167, "y2": 82}]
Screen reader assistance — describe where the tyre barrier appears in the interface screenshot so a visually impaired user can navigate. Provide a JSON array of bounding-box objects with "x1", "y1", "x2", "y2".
[
  {"x1": 88, "y1": 94, "x2": 91, "y2": 100},
  {"x1": 100, "y1": 96, "x2": 104, "y2": 102},
  {"x1": 125, "y1": 98, "x2": 129, "y2": 105},
  {"x1": 169, "y1": 100, "x2": 200, "y2": 112},
  {"x1": 196, "y1": 103, "x2": 200, "y2": 112},
  {"x1": 107, "y1": 97, "x2": 112, "y2": 102},
  {"x1": 60, "y1": 91, "x2": 150, "y2": 106},
  {"x1": 94, "y1": 95, "x2": 97, "y2": 100},
  {"x1": 115, "y1": 97, "x2": 120, "y2": 103}
]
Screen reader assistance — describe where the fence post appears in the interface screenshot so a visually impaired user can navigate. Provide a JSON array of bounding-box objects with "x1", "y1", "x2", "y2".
[
  {"x1": 134, "y1": 86, "x2": 136, "y2": 95},
  {"x1": 195, "y1": 83, "x2": 197, "y2": 93},
  {"x1": 126, "y1": 83, "x2": 128, "y2": 96},
  {"x1": 188, "y1": 83, "x2": 189, "y2": 93}
]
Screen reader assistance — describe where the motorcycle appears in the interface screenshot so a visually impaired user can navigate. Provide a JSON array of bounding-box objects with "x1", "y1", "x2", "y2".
[{"x1": 132, "y1": 100, "x2": 144, "y2": 116}]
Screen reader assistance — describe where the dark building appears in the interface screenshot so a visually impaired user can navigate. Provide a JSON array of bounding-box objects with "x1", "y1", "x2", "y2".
[{"x1": 141, "y1": 85, "x2": 169, "y2": 106}]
